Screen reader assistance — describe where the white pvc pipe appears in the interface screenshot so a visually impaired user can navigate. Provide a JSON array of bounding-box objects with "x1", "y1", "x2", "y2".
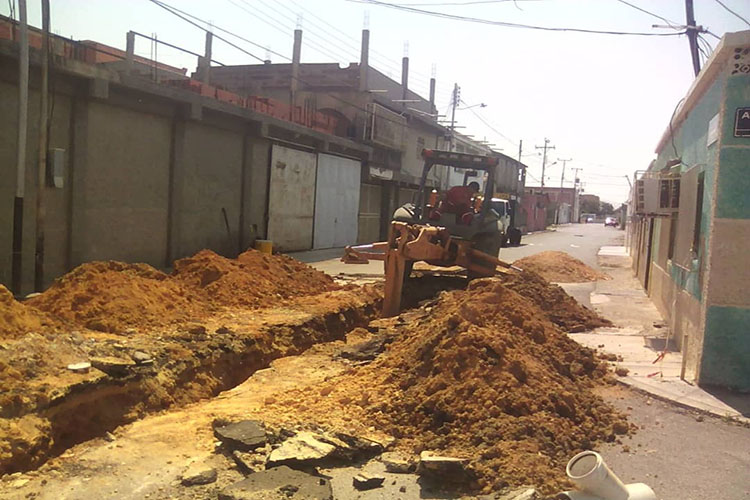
[{"x1": 563, "y1": 451, "x2": 656, "y2": 500}]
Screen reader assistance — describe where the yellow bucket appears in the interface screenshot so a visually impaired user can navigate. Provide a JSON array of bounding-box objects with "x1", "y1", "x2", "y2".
[{"x1": 254, "y1": 239, "x2": 273, "y2": 254}]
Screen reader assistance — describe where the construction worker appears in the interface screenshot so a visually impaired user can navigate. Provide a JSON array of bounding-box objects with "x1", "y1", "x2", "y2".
[{"x1": 430, "y1": 181, "x2": 480, "y2": 224}]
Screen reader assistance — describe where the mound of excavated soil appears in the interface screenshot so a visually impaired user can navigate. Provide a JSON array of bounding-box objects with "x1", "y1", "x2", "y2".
[
  {"x1": 171, "y1": 249, "x2": 339, "y2": 309},
  {"x1": 513, "y1": 251, "x2": 610, "y2": 283},
  {"x1": 259, "y1": 278, "x2": 627, "y2": 494},
  {"x1": 499, "y1": 270, "x2": 612, "y2": 331},
  {"x1": 0, "y1": 286, "x2": 65, "y2": 340},
  {"x1": 26, "y1": 261, "x2": 207, "y2": 333}
]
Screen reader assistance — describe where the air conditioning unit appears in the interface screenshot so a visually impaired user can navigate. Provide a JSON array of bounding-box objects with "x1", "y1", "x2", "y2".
[
  {"x1": 634, "y1": 175, "x2": 680, "y2": 215},
  {"x1": 659, "y1": 178, "x2": 680, "y2": 212}
]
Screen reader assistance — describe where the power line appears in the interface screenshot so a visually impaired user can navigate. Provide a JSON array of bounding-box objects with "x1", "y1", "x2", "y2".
[
  {"x1": 149, "y1": 0, "x2": 290, "y2": 61},
  {"x1": 712, "y1": 0, "x2": 750, "y2": 28},
  {"x1": 613, "y1": 0, "x2": 680, "y2": 28},
  {"x1": 147, "y1": 0, "x2": 455, "y2": 135},
  {"x1": 149, "y1": 0, "x2": 265, "y2": 62},
  {"x1": 464, "y1": 105, "x2": 518, "y2": 147},
  {"x1": 348, "y1": 0, "x2": 688, "y2": 36},
  {"x1": 395, "y1": 1, "x2": 543, "y2": 5}
]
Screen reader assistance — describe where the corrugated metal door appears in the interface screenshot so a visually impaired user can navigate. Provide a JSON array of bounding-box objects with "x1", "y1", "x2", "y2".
[
  {"x1": 313, "y1": 154, "x2": 361, "y2": 249},
  {"x1": 267, "y1": 144, "x2": 317, "y2": 251}
]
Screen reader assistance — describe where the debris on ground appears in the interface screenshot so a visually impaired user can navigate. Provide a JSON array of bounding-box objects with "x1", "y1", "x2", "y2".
[
  {"x1": 256, "y1": 278, "x2": 627, "y2": 494},
  {"x1": 352, "y1": 472, "x2": 385, "y2": 490},
  {"x1": 218, "y1": 466, "x2": 333, "y2": 500},
  {"x1": 181, "y1": 462, "x2": 218, "y2": 486},
  {"x1": 214, "y1": 420, "x2": 268, "y2": 452},
  {"x1": 513, "y1": 251, "x2": 611, "y2": 283}
]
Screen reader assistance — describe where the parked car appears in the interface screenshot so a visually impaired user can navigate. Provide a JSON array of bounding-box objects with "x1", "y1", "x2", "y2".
[{"x1": 605, "y1": 216, "x2": 618, "y2": 227}]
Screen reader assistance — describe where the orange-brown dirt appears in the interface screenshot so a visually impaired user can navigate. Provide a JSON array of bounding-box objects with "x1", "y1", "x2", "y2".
[
  {"x1": 25, "y1": 262, "x2": 206, "y2": 333},
  {"x1": 171, "y1": 249, "x2": 339, "y2": 309},
  {"x1": 0, "y1": 286, "x2": 65, "y2": 340},
  {"x1": 514, "y1": 251, "x2": 611, "y2": 283},
  {"x1": 498, "y1": 270, "x2": 612, "y2": 332},
  {"x1": 255, "y1": 278, "x2": 626, "y2": 495}
]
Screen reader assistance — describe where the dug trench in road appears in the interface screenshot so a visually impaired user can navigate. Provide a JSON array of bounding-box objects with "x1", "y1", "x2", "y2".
[
  {"x1": 1, "y1": 270, "x2": 620, "y2": 499},
  {"x1": 0, "y1": 245, "x2": 467, "y2": 478}
]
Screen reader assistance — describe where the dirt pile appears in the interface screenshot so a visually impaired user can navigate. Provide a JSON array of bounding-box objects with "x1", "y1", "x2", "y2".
[
  {"x1": 24, "y1": 250, "x2": 339, "y2": 333},
  {"x1": 499, "y1": 270, "x2": 612, "y2": 331},
  {"x1": 171, "y1": 249, "x2": 339, "y2": 309},
  {"x1": 0, "y1": 285, "x2": 65, "y2": 340},
  {"x1": 513, "y1": 251, "x2": 610, "y2": 283},
  {"x1": 260, "y1": 278, "x2": 627, "y2": 494},
  {"x1": 25, "y1": 261, "x2": 206, "y2": 333}
]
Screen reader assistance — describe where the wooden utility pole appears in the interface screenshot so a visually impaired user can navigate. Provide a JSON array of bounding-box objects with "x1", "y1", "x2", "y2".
[
  {"x1": 11, "y1": 0, "x2": 29, "y2": 294},
  {"x1": 535, "y1": 138, "x2": 554, "y2": 187},
  {"x1": 34, "y1": 0, "x2": 50, "y2": 291},
  {"x1": 685, "y1": 0, "x2": 701, "y2": 76}
]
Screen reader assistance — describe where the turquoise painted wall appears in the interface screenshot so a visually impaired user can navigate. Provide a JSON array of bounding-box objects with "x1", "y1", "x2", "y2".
[
  {"x1": 701, "y1": 305, "x2": 750, "y2": 391},
  {"x1": 700, "y1": 70, "x2": 750, "y2": 391},
  {"x1": 716, "y1": 73, "x2": 750, "y2": 220},
  {"x1": 653, "y1": 73, "x2": 725, "y2": 301}
]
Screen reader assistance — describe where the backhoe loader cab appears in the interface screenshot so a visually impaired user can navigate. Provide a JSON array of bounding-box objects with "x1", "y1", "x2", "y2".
[{"x1": 392, "y1": 149, "x2": 504, "y2": 255}]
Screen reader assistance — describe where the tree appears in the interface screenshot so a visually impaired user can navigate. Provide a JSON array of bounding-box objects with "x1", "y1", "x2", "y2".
[
  {"x1": 600, "y1": 202, "x2": 614, "y2": 215},
  {"x1": 580, "y1": 197, "x2": 599, "y2": 215}
]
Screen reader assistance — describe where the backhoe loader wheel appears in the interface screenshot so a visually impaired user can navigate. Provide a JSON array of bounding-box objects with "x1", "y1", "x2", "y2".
[{"x1": 468, "y1": 233, "x2": 503, "y2": 279}]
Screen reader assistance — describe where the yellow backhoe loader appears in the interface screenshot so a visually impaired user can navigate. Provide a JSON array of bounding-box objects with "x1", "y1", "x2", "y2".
[{"x1": 343, "y1": 149, "x2": 522, "y2": 317}]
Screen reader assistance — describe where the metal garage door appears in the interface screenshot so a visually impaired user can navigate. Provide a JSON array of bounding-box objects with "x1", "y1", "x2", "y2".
[
  {"x1": 267, "y1": 144, "x2": 317, "y2": 252},
  {"x1": 313, "y1": 154, "x2": 361, "y2": 249}
]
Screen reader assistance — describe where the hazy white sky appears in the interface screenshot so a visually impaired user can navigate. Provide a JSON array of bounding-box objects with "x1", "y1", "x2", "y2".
[{"x1": 6, "y1": 0, "x2": 749, "y2": 203}]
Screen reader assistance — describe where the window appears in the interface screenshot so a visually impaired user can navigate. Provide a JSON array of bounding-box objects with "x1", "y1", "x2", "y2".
[
  {"x1": 416, "y1": 137, "x2": 425, "y2": 159},
  {"x1": 692, "y1": 173, "x2": 705, "y2": 253}
]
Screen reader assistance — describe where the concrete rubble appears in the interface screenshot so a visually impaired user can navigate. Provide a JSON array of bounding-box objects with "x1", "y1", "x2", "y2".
[
  {"x1": 218, "y1": 466, "x2": 333, "y2": 500},
  {"x1": 180, "y1": 462, "x2": 218, "y2": 486},
  {"x1": 214, "y1": 420, "x2": 268, "y2": 452}
]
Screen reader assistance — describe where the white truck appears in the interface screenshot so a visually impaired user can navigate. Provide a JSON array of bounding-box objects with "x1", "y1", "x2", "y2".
[{"x1": 489, "y1": 198, "x2": 522, "y2": 247}]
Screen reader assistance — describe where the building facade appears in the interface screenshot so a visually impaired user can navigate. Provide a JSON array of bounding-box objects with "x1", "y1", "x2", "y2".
[{"x1": 628, "y1": 31, "x2": 750, "y2": 391}]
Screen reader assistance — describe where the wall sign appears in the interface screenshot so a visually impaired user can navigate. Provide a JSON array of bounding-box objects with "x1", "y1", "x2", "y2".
[{"x1": 735, "y1": 107, "x2": 750, "y2": 138}]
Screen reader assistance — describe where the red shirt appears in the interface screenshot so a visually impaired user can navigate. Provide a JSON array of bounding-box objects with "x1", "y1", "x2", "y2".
[{"x1": 446, "y1": 186, "x2": 475, "y2": 207}]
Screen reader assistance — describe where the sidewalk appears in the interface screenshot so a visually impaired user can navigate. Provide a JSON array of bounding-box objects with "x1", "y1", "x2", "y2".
[{"x1": 574, "y1": 245, "x2": 750, "y2": 423}]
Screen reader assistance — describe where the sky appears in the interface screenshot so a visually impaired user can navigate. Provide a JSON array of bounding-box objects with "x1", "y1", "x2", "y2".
[{"x1": 4, "y1": 0, "x2": 749, "y2": 204}]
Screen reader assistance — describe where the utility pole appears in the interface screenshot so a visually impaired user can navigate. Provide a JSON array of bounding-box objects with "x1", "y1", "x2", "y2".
[
  {"x1": 448, "y1": 83, "x2": 460, "y2": 151},
  {"x1": 518, "y1": 140, "x2": 526, "y2": 187},
  {"x1": 572, "y1": 167, "x2": 583, "y2": 222},
  {"x1": 685, "y1": 0, "x2": 701, "y2": 76},
  {"x1": 535, "y1": 138, "x2": 554, "y2": 187},
  {"x1": 35, "y1": 0, "x2": 50, "y2": 291},
  {"x1": 11, "y1": 0, "x2": 28, "y2": 295},
  {"x1": 556, "y1": 158, "x2": 572, "y2": 224}
]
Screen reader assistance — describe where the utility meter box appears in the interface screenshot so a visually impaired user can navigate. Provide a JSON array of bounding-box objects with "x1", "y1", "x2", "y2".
[{"x1": 47, "y1": 148, "x2": 65, "y2": 188}]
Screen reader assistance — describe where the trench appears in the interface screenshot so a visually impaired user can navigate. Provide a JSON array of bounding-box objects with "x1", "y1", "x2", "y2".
[{"x1": 1, "y1": 275, "x2": 467, "y2": 476}]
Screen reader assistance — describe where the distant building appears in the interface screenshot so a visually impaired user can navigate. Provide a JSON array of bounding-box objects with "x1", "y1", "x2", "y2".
[{"x1": 628, "y1": 30, "x2": 750, "y2": 391}]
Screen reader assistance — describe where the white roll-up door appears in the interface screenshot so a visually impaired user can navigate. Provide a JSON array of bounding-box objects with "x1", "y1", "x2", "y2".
[
  {"x1": 313, "y1": 154, "x2": 362, "y2": 249},
  {"x1": 267, "y1": 144, "x2": 317, "y2": 252}
]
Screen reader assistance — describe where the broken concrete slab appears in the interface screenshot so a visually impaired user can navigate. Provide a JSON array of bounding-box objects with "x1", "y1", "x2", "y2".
[
  {"x1": 181, "y1": 463, "x2": 217, "y2": 486},
  {"x1": 338, "y1": 335, "x2": 391, "y2": 362},
  {"x1": 214, "y1": 420, "x2": 267, "y2": 452},
  {"x1": 130, "y1": 351, "x2": 153, "y2": 365},
  {"x1": 380, "y1": 451, "x2": 415, "y2": 473},
  {"x1": 89, "y1": 356, "x2": 135, "y2": 377},
  {"x1": 267, "y1": 431, "x2": 336, "y2": 468},
  {"x1": 218, "y1": 466, "x2": 332, "y2": 500},
  {"x1": 417, "y1": 451, "x2": 471, "y2": 482},
  {"x1": 352, "y1": 472, "x2": 385, "y2": 490}
]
